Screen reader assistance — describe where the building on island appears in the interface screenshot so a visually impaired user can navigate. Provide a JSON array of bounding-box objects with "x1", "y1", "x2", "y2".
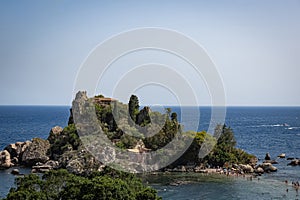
[{"x1": 93, "y1": 97, "x2": 116, "y2": 105}]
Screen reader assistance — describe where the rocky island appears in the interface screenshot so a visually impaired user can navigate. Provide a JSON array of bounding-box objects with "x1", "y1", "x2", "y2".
[{"x1": 1, "y1": 91, "x2": 296, "y2": 199}]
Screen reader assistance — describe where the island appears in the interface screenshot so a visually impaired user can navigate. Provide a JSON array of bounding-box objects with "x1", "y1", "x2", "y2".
[{"x1": 0, "y1": 91, "x2": 291, "y2": 199}]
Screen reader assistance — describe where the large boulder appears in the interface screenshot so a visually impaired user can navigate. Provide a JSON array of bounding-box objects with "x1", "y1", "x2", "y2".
[
  {"x1": 4, "y1": 141, "x2": 31, "y2": 161},
  {"x1": 259, "y1": 163, "x2": 277, "y2": 172},
  {"x1": 254, "y1": 167, "x2": 264, "y2": 174},
  {"x1": 21, "y1": 138, "x2": 50, "y2": 166},
  {"x1": 0, "y1": 150, "x2": 12, "y2": 168},
  {"x1": 239, "y1": 164, "x2": 254, "y2": 173}
]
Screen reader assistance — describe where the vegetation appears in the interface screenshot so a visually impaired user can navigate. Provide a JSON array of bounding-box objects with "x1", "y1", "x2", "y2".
[
  {"x1": 128, "y1": 95, "x2": 139, "y2": 123},
  {"x1": 4, "y1": 168, "x2": 161, "y2": 200},
  {"x1": 93, "y1": 95, "x2": 181, "y2": 150},
  {"x1": 92, "y1": 94, "x2": 255, "y2": 168},
  {"x1": 203, "y1": 125, "x2": 256, "y2": 167},
  {"x1": 48, "y1": 124, "x2": 82, "y2": 158}
]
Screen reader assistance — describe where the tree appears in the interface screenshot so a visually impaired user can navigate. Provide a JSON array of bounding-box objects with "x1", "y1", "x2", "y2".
[
  {"x1": 95, "y1": 94, "x2": 105, "y2": 98},
  {"x1": 165, "y1": 108, "x2": 171, "y2": 119},
  {"x1": 170, "y1": 112, "x2": 178, "y2": 122},
  {"x1": 4, "y1": 169, "x2": 161, "y2": 200},
  {"x1": 204, "y1": 124, "x2": 254, "y2": 167},
  {"x1": 128, "y1": 95, "x2": 140, "y2": 123}
]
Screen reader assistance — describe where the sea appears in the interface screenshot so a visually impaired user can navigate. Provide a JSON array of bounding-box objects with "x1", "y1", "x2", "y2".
[{"x1": 0, "y1": 106, "x2": 300, "y2": 199}]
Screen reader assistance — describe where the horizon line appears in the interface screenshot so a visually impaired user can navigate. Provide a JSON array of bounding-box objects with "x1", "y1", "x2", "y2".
[{"x1": 1, "y1": 104, "x2": 300, "y2": 107}]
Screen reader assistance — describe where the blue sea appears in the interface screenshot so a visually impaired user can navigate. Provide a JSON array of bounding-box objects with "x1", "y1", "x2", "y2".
[{"x1": 1, "y1": 106, "x2": 300, "y2": 199}]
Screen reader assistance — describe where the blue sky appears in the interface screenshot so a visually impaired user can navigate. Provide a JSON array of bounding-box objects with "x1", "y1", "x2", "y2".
[{"x1": 0, "y1": 0, "x2": 299, "y2": 106}]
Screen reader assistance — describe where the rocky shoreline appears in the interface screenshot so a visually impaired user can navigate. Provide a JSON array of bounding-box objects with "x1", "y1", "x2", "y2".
[
  {"x1": 0, "y1": 126, "x2": 104, "y2": 175},
  {"x1": 1, "y1": 125, "x2": 299, "y2": 176}
]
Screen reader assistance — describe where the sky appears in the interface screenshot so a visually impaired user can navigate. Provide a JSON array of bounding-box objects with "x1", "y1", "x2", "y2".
[{"x1": 0, "y1": 0, "x2": 299, "y2": 106}]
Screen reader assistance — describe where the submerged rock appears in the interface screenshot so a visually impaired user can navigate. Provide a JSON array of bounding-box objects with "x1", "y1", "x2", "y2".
[
  {"x1": 11, "y1": 169, "x2": 20, "y2": 175},
  {"x1": 263, "y1": 160, "x2": 278, "y2": 164},
  {"x1": 287, "y1": 159, "x2": 300, "y2": 166}
]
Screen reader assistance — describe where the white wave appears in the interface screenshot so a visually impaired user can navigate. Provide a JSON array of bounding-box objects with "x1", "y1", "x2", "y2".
[
  {"x1": 286, "y1": 127, "x2": 300, "y2": 130},
  {"x1": 248, "y1": 124, "x2": 293, "y2": 128},
  {"x1": 260, "y1": 124, "x2": 284, "y2": 127}
]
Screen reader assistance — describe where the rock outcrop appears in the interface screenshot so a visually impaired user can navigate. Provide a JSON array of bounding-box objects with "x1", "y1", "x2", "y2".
[
  {"x1": 239, "y1": 164, "x2": 254, "y2": 173},
  {"x1": 259, "y1": 163, "x2": 277, "y2": 172},
  {"x1": 47, "y1": 126, "x2": 63, "y2": 144},
  {"x1": 21, "y1": 138, "x2": 50, "y2": 166},
  {"x1": 4, "y1": 141, "x2": 31, "y2": 162},
  {"x1": 31, "y1": 160, "x2": 59, "y2": 173},
  {"x1": 58, "y1": 148, "x2": 103, "y2": 175},
  {"x1": 0, "y1": 150, "x2": 12, "y2": 168},
  {"x1": 136, "y1": 106, "x2": 151, "y2": 125},
  {"x1": 254, "y1": 167, "x2": 264, "y2": 174},
  {"x1": 265, "y1": 153, "x2": 271, "y2": 160}
]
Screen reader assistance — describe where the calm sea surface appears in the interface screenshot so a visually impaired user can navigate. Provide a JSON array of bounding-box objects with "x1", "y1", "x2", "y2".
[{"x1": 0, "y1": 106, "x2": 300, "y2": 199}]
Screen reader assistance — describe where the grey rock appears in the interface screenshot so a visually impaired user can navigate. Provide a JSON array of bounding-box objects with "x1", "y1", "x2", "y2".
[
  {"x1": 0, "y1": 150, "x2": 12, "y2": 168},
  {"x1": 4, "y1": 141, "x2": 31, "y2": 161},
  {"x1": 21, "y1": 138, "x2": 50, "y2": 166},
  {"x1": 263, "y1": 160, "x2": 278, "y2": 164},
  {"x1": 265, "y1": 153, "x2": 271, "y2": 160},
  {"x1": 259, "y1": 163, "x2": 277, "y2": 172},
  {"x1": 11, "y1": 169, "x2": 20, "y2": 175},
  {"x1": 58, "y1": 148, "x2": 103, "y2": 176},
  {"x1": 47, "y1": 126, "x2": 63, "y2": 144},
  {"x1": 278, "y1": 153, "x2": 286, "y2": 158},
  {"x1": 239, "y1": 164, "x2": 254, "y2": 173},
  {"x1": 287, "y1": 159, "x2": 300, "y2": 166},
  {"x1": 254, "y1": 167, "x2": 264, "y2": 174}
]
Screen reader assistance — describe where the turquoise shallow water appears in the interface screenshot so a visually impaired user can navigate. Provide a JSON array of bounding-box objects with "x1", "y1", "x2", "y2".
[
  {"x1": 0, "y1": 106, "x2": 300, "y2": 199},
  {"x1": 147, "y1": 173, "x2": 299, "y2": 200}
]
